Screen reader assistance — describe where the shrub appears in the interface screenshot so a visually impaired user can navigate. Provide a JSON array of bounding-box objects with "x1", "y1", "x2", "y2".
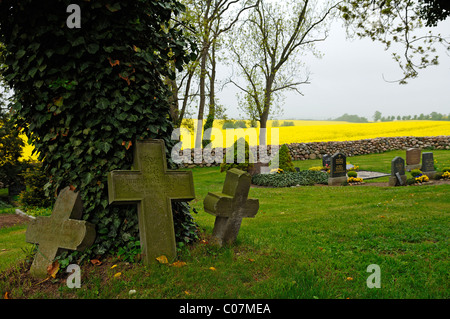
[
  {"x1": 406, "y1": 177, "x2": 417, "y2": 185},
  {"x1": 308, "y1": 166, "x2": 324, "y2": 172},
  {"x1": 280, "y1": 121, "x2": 295, "y2": 127},
  {"x1": 234, "y1": 120, "x2": 247, "y2": 129},
  {"x1": 347, "y1": 171, "x2": 358, "y2": 178},
  {"x1": 410, "y1": 169, "x2": 423, "y2": 178},
  {"x1": 252, "y1": 170, "x2": 328, "y2": 187},
  {"x1": 18, "y1": 163, "x2": 53, "y2": 208},
  {"x1": 269, "y1": 144, "x2": 295, "y2": 173},
  {"x1": 220, "y1": 138, "x2": 254, "y2": 173}
]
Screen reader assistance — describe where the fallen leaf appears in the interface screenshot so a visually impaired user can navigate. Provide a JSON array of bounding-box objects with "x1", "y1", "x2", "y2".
[
  {"x1": 110, "y1": 264, "x2": 117, "y2": 269},
  {"x1": 184, "y1": 291, "x2": 191, "y2": 295},
  {"x1": 114, "y1": 272, "x2": 122, "y2": 278},
  {"x1": 346, "y1": 277, "x2": 353, "y2": 281},
  {"x1": 90, "y1": 259, "x2": 102, "y2": 266},
  {"x1": 209, "y1": 267, "x2": 216, "y2": 271},
  {"x1": 47, "y1": 261, "x2": 60, "y2": 278},
  {"x1": 4, "y1": 292, "x2": 10, "y2": 299},
  {"x1": 248, "y1": 258, "x2": 255, "y2": 262},
  {"x1": 170, "y1": 261, "x2": 187, "y2": 268},
  {"x1": 156, "y1": 255, "x2": 169, "y2": 264}
]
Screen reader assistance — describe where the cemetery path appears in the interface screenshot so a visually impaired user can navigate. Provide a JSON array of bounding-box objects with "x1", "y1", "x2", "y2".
[{"x1": 0, "y1": 214, "x2": 30, "y2": 229}]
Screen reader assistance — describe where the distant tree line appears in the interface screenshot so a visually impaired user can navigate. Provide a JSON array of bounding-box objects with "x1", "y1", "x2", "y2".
[
  {"x1": 332, "y1": 113, "x2": 369, "y2": 123},
  {"x1": 373, "y1": 111, "x2": 450, "y2": 122}
]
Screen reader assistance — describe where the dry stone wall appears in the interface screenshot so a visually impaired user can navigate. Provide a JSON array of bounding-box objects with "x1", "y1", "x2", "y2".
[{"x1": 179, "y1": 136, "x2": 450, "y2": 168}]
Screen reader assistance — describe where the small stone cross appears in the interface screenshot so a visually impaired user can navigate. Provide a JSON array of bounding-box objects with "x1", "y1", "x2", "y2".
[
  {"x1": 26, "y1": 187, "x2": 96, "y2": 278},
  {"x1": 107, "y1": 139, "x2": 195, "y2": 264},
  {"x1": 204, "y1": 168, "x2": 259, "y2": 245}
]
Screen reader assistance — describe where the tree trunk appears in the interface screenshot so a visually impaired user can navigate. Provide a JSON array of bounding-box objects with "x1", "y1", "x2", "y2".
[{"x1": 195, "y1": 45, "x2": 209, "y2": 149}]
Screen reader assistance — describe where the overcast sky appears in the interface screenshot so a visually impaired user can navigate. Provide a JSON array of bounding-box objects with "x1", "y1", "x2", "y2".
[{"x1": 216, "y1": 16, "x2": 450, "y2": 121}]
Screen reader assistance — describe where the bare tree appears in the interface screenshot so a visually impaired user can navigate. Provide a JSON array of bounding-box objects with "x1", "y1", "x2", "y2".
[
  {"x1": 228, "y1": 0, "x2": 341, "y2": 145},
  {"x1": 184, "y1": 0, "x2": 260, "y2": 149}
]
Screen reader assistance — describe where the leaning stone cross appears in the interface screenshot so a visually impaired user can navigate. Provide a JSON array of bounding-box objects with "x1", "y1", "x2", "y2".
[
  {"x1": 204, "y1": 168, "x2": 259, "y2": 245},
  {"x1": 26, "y1": 187, "x2": 96, "y2": 278},
  {"x1": 107, "y1": 139, "x2": 195, "y2": 264}
]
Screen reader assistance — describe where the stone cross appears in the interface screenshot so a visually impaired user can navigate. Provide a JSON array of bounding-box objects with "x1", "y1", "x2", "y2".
[
  {"x1": 203, "y1": 168, "x2": 259, "y2": 245},
  {"x1": 26, "y1": 187, "x2": 96, "y2": 278},
  {"x1": 421, "y1": 152, "x2": 436, "y2": 179},
  {"x1": 107, "y1": 139, "x2": 195, "y2": 264},
  {"x1": 328, "y1": 152, "x2": 347, "y2": 186},
  {"x1": 389, "y1": 156, "x2": 407, "y2": 186}
]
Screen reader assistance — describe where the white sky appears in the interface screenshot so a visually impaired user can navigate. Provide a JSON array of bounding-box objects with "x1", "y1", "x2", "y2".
[{"x1": 216, "y1": 16, "x2": 450, "y2": 121}]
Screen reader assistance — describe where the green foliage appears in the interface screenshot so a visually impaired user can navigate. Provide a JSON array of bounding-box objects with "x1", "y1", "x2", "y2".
[
  {"x1": 270, "y1": 144, "x2": 296, "y2": 173},
  {"x1": 18, "y1": 163, "x2": 52, "y2": 208},
  {"x1": 333, "y1": 113, "x2": 368, "y2": 123},
  {"x1": 0, "y1": 0, "x2": 198, "y2": 259},
  {"x1": 220, "y1": 138, "x2": 254, "y2": 173},
  {"x1": 252, "y1": 170, "x2": 328, "y2": 187},
  {"x1": 410, "y1": 169, "x2": 423, "y2": 178},
  {"x1": 442, "y1": 167, "x2": 450, "y2": 172},
  {"x1": 221, "y1": 120, "x2": 248, "y2": 130},
  {"x1": 280, "y1": 121, "x2": 295, "y2": 126},
  {"x1": 347, "y1": 170, "x2": 358, "y2": 178},
  {"x1": 0, "y1": 112, "x2": 27, "y2": 196}
]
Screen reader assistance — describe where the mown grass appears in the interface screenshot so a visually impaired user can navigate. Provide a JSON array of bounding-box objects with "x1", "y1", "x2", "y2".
[{"x1": 0, "y1": 150, "x2": 449, "y2": 299}]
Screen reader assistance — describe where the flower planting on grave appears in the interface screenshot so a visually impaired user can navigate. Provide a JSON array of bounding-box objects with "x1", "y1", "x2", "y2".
[{"x1": 252, "y1": 170, "x2": 328, "y2": 187}]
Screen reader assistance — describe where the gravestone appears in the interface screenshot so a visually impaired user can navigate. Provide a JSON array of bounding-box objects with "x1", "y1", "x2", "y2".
[
  {"x1": 406, "y1": 148, "x2": 421, "y2": 171},
  {"x1": 26, "y1": 187, "x2": 96, "y2": 278},
  {"x1": 421, "y1": 152, "x2": 436, "y2": 179},
  {"x1": 322, "y1": 154, "x2": 331, "y2": 168},
  {"x1": 108, "y1": 139, "x2": 195, "y2": 264},
  {"x1": 328, "y1": 152, "x2": 347, "y2": 186},
  {"x1": 203, "y1": 168, "x2": 259, "y2": 245},
  {"x1": 389, "y1": 156, "x2": 407, "y2": 186}
]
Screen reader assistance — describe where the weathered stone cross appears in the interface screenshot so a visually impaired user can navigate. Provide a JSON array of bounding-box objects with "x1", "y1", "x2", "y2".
[
  {"x1": 107, "y1": 139, "x2": 195, "y2": 264},
  {"x1": 204, "y1": 168, "x2": 259, "y2": 245},
  {"x1": 26, "y1": 187, "x2": 96, "y2": 278}
]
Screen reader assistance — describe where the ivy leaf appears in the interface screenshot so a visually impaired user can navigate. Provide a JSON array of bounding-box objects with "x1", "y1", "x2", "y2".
[
  {"x1": 87, "y1": 43, "x2": 100, "y2": 54},
  {"x1": 106, "y1": 3, "x2": 121, "y2": 12}
]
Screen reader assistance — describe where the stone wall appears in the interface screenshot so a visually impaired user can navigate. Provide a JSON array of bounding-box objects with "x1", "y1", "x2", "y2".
[{"x1": 179, "y1": 136, "x2": 450, "y2": 168}]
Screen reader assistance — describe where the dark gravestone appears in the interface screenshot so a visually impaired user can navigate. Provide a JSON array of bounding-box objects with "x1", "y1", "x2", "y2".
[
  {"x1": 421, "y1": 152, "x2": 436, "y2": 178},
  {"x1": 322, "y1": 154, "x2": 331, "y2": 168},
  {"x1": 26, "y1": 187, "x2": 96, "y2": 278},
  {"x1": 406, "y1": 148, "x2": 421, "y2": 171},
  {"x1": 108, "y1": 139, "x2": 195, "y2": 264},
  {"x1": 328, "y1": 152, "x2": 347, "y2": 185},
  {"x1": 389, "y1": 156, "x2": 407, "y2": 186},
  {"x1": 203, "y1": 168, "x2": 259, "y2": 245}
]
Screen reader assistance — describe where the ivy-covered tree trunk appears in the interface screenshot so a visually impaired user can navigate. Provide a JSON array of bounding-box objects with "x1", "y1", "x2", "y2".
[{"x1": 0, "y1": 0, "x2": 198, "y2": 261}]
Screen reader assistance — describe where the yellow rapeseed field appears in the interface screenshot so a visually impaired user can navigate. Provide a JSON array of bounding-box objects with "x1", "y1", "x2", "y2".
[
  {"x1": 15, "y1": 120, "x2": 450, "y2": 159},
  {"x1": 182, "y1": 120, "x2": 450, "y2": 148}
]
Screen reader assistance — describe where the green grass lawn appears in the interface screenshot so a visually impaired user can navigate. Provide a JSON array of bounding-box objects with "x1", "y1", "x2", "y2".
[{"x1": 0, "y1": 150, "x2": 449, "y2": 299}]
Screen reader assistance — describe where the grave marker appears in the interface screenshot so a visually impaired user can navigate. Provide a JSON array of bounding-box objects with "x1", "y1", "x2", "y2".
[
  {"x1": 108, "y1": 139, "x2": 195, "y2": 264},
  {"x1": 328, "y1": 152, "x2": 347, "y2": 186},
  {"x1": 389, "y1": 156, "x2": 406, "y2": 186},
  {"x1": 421, "y1": 152, "x2": 436, "y2": 179},
  {"x1": 322, "y1": 154, "x2": 331, "y2": 168},
  {"x1": 406, "y1": 148, "x2": 421, "y2": 171},
  {"x1": 26, "y1": 187, "x2": 96, "y2": 278},
  {"x1": 203, "y1": 168, "x2": 259, "y2": 245}
]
